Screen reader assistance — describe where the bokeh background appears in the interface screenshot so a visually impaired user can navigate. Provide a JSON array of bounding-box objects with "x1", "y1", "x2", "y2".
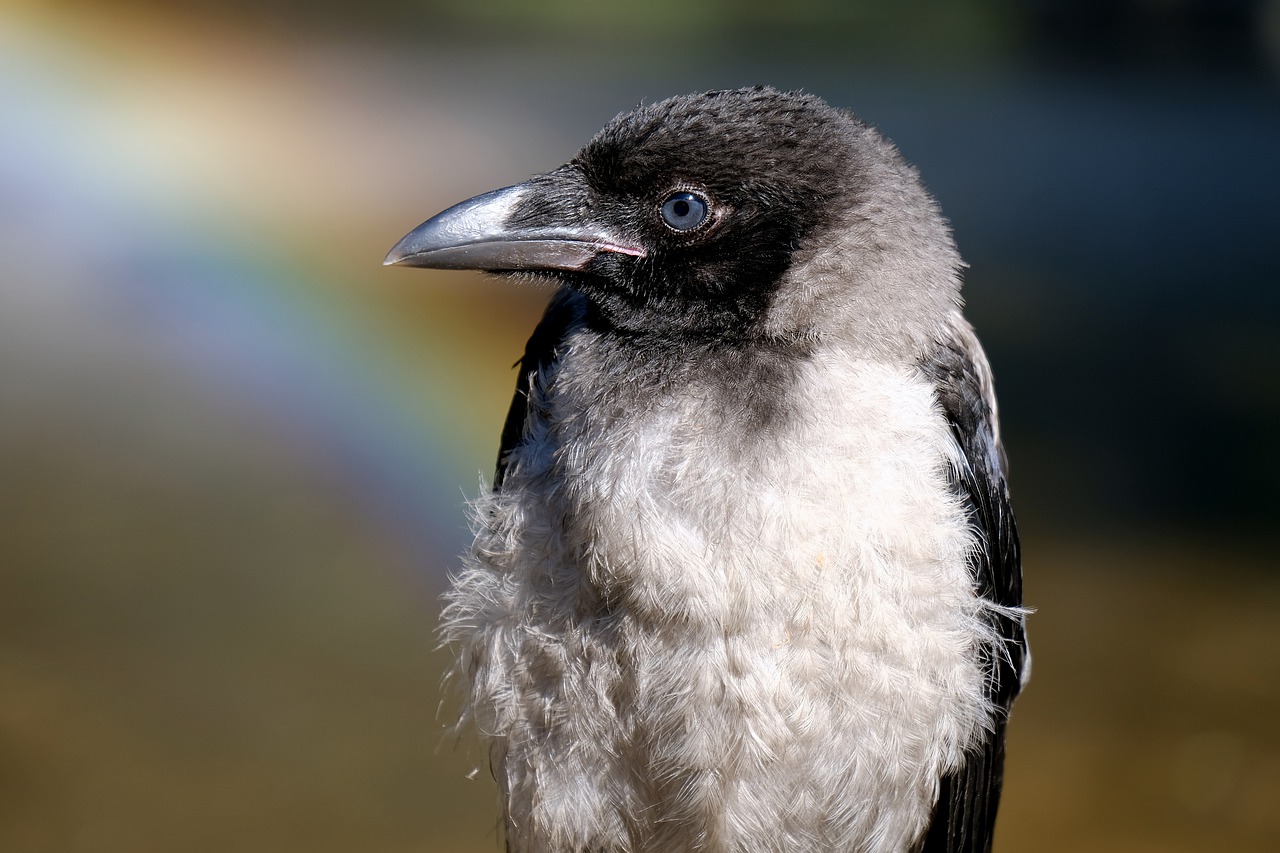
[{"x1": 3, "y1": 1, "x2": 1278, "y2": 851}]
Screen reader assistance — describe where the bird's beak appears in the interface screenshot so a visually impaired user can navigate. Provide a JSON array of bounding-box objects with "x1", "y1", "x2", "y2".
[{"x1": 384, "y1": 174, "x2": 645, "y2": 271}]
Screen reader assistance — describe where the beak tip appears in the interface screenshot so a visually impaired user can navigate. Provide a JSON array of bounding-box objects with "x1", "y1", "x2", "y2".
[{"x1": 383, "y1": 242, "x2": 414, "y2": 266}]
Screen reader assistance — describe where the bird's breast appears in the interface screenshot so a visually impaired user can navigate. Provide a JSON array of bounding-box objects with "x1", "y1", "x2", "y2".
[
  {"x1": 449, "y1": 346, "x2": 998, "y2": 852},
  {"x1": 552, "y1": 351, "x2": 973, "y2": 635}
]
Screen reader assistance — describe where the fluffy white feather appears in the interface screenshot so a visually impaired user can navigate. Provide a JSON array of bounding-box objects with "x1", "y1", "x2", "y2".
[{"x1": 443, "y1": 340, "x2": 1002, "y2": 853}]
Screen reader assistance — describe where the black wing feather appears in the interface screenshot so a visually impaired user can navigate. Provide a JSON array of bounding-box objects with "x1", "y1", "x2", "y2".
[
  {"x1": 916, "y1": 335, "x2": 1027, "y2": 853},
  {"x1": 494, "y1": 287, "x2": 587, "y2": 490}
]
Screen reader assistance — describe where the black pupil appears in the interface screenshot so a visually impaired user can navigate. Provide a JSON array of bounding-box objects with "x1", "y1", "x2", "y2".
[{"x1": 673, "y1": 199, "x2": 690, "y2": 217}]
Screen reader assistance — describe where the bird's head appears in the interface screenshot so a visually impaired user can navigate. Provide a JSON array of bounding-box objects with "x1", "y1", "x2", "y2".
[{"x1": 387, "y1": 87, "x2": 962, "y2": 347}]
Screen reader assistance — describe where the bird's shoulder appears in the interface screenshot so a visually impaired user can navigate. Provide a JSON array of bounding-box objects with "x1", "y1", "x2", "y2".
[
  {"x1": 494, "y1": 287, "x2": 588, "y2": 489},
  {"x1": 918, "y1": 323, "x2": 1023, "y2": 637},
  {"x1": 915, "y1": 322, "x2": 1026, "y2": 853}
]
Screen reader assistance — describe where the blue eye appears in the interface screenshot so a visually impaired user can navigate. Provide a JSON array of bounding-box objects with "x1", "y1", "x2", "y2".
[{"x1": 660, "y1": 191, "x2": 709, "y2": 231}]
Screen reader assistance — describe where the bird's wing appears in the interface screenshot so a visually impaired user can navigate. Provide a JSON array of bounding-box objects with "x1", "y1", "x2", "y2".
[
  {"x1": 493, "y1": 287, "x2": 587, "y2": 490},
  {"x1": 915, "y1": 327, "x2": 1027, "y2": 853}
]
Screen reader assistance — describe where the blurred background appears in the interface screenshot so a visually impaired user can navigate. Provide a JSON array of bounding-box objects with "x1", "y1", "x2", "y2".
[{"x1": 2, "y1": 1, "x2": 1278, "y2": 850}]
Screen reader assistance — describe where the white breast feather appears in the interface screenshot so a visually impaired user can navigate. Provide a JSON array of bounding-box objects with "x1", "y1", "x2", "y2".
[{"x1": 442, "y1": 349, "x2": 1001, "y2": 853}]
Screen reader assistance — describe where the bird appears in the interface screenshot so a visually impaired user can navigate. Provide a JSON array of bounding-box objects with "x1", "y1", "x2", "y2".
[{"x1": 385, "y1": 86, "x2": 1027, "y2": 853}]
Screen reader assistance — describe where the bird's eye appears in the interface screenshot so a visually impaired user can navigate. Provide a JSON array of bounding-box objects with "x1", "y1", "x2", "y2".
[{"x1": 659, "y1": 192, "x2": 709, "y2": 231}]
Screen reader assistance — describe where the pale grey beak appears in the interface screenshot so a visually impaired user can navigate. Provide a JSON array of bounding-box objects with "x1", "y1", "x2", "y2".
[{"x1": 384, "y1": 178, "x2": 644, "y2": 272}]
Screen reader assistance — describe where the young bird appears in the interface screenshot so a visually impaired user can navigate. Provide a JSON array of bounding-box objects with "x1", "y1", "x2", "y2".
[{"x1": 386, "y1": 87, "x2": 1026, "y2": 853}]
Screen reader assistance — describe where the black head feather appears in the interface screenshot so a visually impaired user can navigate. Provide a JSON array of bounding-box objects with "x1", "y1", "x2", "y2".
[
  {"x1": 389, "y1": 86, "x2": 959, "y2": 355},
  {"x1": 511, "y1": 87, "x2": 870, "y2": 337}
]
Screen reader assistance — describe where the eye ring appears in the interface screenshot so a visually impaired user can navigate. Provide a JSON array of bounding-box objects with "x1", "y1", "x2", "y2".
[{"x1": 659, "y1": 191, "x2": 710, "y2": 232}]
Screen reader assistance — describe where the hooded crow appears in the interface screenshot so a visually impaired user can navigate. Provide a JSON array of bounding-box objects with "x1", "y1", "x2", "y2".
[{"x1": 386, "y1": 86, "x2": 1027, "y2": 853}]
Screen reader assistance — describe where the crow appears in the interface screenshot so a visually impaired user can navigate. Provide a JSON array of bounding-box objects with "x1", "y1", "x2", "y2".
[{"x1": 386, "y1": 86, "x2": 1027, "y2": 853}]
